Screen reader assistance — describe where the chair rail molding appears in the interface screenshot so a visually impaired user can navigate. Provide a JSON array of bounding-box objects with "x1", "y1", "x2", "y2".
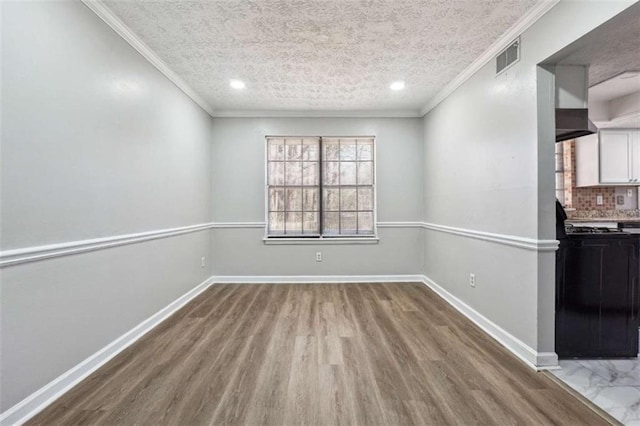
[
  {"x1": 209, "y1": 221, "x2": 559, "y2": 252},
  {"x1": 0, "y1": 223, "x2": 215, "y2": 268},
  {"x1": 421, "y1": 222, "x2": 559, "y2": 252}
]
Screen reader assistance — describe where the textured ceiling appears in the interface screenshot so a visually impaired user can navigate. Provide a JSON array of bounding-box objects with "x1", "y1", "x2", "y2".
[
  {"x1": 102, "y1": 0, "x2": 541, "y2": 113},
  {"x1": 556, "y1": 2, "x2": 640, "y2": 87}
]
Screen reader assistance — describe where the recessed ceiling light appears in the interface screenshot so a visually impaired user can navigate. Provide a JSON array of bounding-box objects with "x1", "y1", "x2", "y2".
[
  {"x1": 390, "y1": 81, "x2": 405, "y2": 91},
  {"x1": 230, "y1": 79, "x2": 245, "y2": 89}
]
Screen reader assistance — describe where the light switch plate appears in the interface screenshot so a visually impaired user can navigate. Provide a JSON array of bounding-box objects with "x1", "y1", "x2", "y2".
[
  {"x1": 629, "y1": 189, "x2": 634, "y2": 197},
  {"x1": 596, "y1": 195, "x2": 603, "y2": 205}
]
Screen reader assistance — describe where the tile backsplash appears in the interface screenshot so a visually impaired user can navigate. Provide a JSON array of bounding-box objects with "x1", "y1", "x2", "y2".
[
  {"x1": 561, "y1": 140, "x2": 639, "y2": 217},
  {"x1": 573, "y1": 187, "x2": 616, "y2": 210}
]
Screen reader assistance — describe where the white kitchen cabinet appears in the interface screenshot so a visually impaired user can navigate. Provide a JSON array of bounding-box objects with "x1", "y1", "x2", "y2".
[
  {"x1": 600, "y1": 130, "x2": 640, "y2": 184},
  {"x1": 575, "y1": 129, "x2": 640, "y2": 186},
  {"x1": 632, "y1": 132, "x2": 640, "y2": 181}
]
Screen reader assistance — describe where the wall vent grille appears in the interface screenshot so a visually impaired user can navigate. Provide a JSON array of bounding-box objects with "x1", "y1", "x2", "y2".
[{"x1": 496, "y1": 39, "x2": 520, "y2": 75}]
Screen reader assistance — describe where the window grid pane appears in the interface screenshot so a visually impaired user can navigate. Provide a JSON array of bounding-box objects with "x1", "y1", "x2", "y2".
[
  {"x1": 268, "y1": 137, "x2": 374, "y2": 237},
  {"x1": 321, "y1": 138, "x2": 375, "y2": 236},
  {"x1": 268, "y1": 137, "x2": 320, "y2": 235}
]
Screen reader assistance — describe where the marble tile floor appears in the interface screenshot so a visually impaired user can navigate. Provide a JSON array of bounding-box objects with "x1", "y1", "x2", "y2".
[{"x1": 551, "y1": 358, "x2": 640, "y2": 425}]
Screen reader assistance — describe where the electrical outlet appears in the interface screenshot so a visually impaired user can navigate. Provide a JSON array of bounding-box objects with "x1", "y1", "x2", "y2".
[
  {"x1": 316, "y1": 252, "x2": 322, "y2": 262},
  {"x1": 596, "y1": 195, "x2": 603, "y2": 205},
  {"x1": 201, "y1": 257, "x2": 205, "y2": 268},
  {"x1": 628, "y1": 189, "x2": 634, "y2": 198},
  {"x1": 469, "y1": 273, "x2": 476, "y2": 287}
]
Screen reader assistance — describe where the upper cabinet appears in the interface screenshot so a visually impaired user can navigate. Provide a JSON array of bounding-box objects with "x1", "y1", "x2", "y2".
[{"x1": 576, "y1": 129, "x2": 640, "y2": 187}]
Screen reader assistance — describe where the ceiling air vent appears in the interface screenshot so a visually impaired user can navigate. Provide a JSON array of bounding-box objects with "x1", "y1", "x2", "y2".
[{"x1": 496, "y1": 38, "x2": 520, "y2": 75}]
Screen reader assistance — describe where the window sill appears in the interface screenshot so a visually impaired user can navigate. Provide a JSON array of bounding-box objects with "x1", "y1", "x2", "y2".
[{"x1": 263, "y1": 236, "x2": 379, "y2": 245}]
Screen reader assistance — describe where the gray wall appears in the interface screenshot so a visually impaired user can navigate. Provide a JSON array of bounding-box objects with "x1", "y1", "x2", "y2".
[
  {"x1": 0, "y1": 1, "x2": 213, "y2": 410},
  {"x1": 2, "y1": 0, "x2": 636, "y2": 414},
  {"x1": 422, "y1": 0, "x2": 634, "y2": 353},
  {"x1": 211, "y1": 117, "x2": 424, "y2": 276}
]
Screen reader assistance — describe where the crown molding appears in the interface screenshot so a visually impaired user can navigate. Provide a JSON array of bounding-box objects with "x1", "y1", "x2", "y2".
[
  {"x1": 82, "y1": 0, "x2": 558, "y2": 120},
  {"x1": 211, "y1": 109, "x2": 423, "y2": 118},
  {"x1": 81, "y1": 0, "x2": 216, "y2": 117},
  {"x1": 420, "y1": 0, "x2": 560, "y2": 116}
]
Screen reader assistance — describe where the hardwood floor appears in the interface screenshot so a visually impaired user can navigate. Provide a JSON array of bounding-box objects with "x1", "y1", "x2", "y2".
[{"x1": 29, "y1": 283, "x2": 612, "y2": 425}]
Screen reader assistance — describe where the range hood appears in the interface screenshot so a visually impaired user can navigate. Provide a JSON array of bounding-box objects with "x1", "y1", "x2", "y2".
[
  {"x1": 556, "y1": 108, "x2": 597, "y2": 142},
  {"x1": 555, "y1": 65, "x2": 597, "y2": 142}
]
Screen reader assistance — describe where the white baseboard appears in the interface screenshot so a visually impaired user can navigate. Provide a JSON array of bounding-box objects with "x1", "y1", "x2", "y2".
[
  {"x1": 536, "y1": 352, "x2": 560, "y2": 370},
  {"x1": 0, "y1": 276, "x2": 215, "y2": 426},
  {"x1": 212, "y1": 274, "x2": 425, "y2": 284},
  {"x1": 420, "y1": 275, "x2": 558, "y2": 371},
  {"x1": 212, "y1": 274, "x2": 558, "y2": 370}
]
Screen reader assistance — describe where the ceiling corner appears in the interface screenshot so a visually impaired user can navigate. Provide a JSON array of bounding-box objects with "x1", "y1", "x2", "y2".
[
  {"x1": 420, "y1": 0, "x2": 560, "y2": 117},
  {"x1": 81, "y1": 0, "x2": 216, "y2": 117}
]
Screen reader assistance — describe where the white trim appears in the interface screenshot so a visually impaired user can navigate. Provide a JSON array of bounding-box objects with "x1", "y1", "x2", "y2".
[
  {"x1": 212, "y1": 274, "x2": 559, "y2": 369},
  {"x1": 81, "y1": 0, "x2": 558, "y2": 119},
  {"x1": 377, "y1": 221, "x2": 423, "y2": 229},
  {"x1": 536, "y1": 352, "x2": 561, "y2": 369},
  {"x1": 81, "y1": 0, "x2": 557, "y2": 120},
  {"x1": 212, "y1": 109, "x2": 422, "y2": 118},
  {"x1": 420, "y1": 0, "x2": 560, "y2": 116},
  {"x1": 422, "y1": 222, "x2": 559, "y2": 252},
  {"x1": 210, "y1": 222, "x2": 266, "y2": 229},
  {"x1": 263, "y1": 136, "x2": 379, "y2": 238},
  {"x1": 0, "y1": 273, "x2": 559, "y2": 424},
  {"x1": 80, "y1": 0, "x2": 215, "y2": 117},
  {"x1": 420, "y1": 275, "x2": 559, "y2": 370},
  {"x1": 263, "y1": 237, "x2": 379, "y2": 245},
  {"x1": 211, "y1": 221, "x2": 422, "y2": 229},
  {"x1": 0, "y1": 223, "x2": 214, "y2": 268},
  {"x1": 210, "y1": 221, "x2": 559, "y2": 251},
  {"x1": 0, "y1": 276, "x2": 216, "y2": 426},
  {"x1": 212, "y1": 275, "x2": 424, "y2": 284}
]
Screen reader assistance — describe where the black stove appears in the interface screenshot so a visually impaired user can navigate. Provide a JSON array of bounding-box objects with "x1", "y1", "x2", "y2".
[{"x1": 556, "y1": 223, "x2": 639, "y2": 358}]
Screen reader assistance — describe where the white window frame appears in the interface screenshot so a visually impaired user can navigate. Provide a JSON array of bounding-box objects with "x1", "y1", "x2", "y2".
[{"x1": 263, "y1": 135, "x2": 378, "y2": 244}]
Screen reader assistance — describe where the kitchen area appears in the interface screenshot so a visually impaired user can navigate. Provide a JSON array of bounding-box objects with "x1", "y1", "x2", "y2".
[
  {"x1": 554, "y1": 130, "x2": 640, "y2": 425},
  {"x1": 546, "y1": 4, "x2": 640, "y2": 424}
]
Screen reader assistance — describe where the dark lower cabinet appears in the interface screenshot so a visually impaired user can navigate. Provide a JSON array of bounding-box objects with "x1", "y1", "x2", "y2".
[{"x1": 555, "y1": 234, "x2": 640, "y2": 358}]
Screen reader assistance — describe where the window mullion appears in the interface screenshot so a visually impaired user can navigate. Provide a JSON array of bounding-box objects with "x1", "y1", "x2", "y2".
[
  {"x1": 300, "y1": 138, "x2": 304, "y2": 235},
  {"x1": 283, "y1": 146, "x2": 287, "y2": 235},
  {"x1": 355, "y1": 138, "x2": 359, "y2": 234},
  {"x1": 338, "y1": 138, "x2": 342, "y2": 235},
  {"x1": 319, "y1": 137, "x2": 324, "y2": 236}
]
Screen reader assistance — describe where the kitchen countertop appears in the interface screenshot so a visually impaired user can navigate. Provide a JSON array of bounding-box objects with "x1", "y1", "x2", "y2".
[{"x1": 567, "y1": 218, "x2": 640, "y2": 223}]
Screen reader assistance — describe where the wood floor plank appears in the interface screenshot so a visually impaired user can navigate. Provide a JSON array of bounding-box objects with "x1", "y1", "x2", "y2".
[
  {"x1": 28, "y1": 283, "x2": 612, "y2": 426},
  {"x1": 242, "y1": 285, "x2": 301, "y2": 426},
  {"x1": 208, "y1": 285, "x2": 288, "y2": 425}
]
